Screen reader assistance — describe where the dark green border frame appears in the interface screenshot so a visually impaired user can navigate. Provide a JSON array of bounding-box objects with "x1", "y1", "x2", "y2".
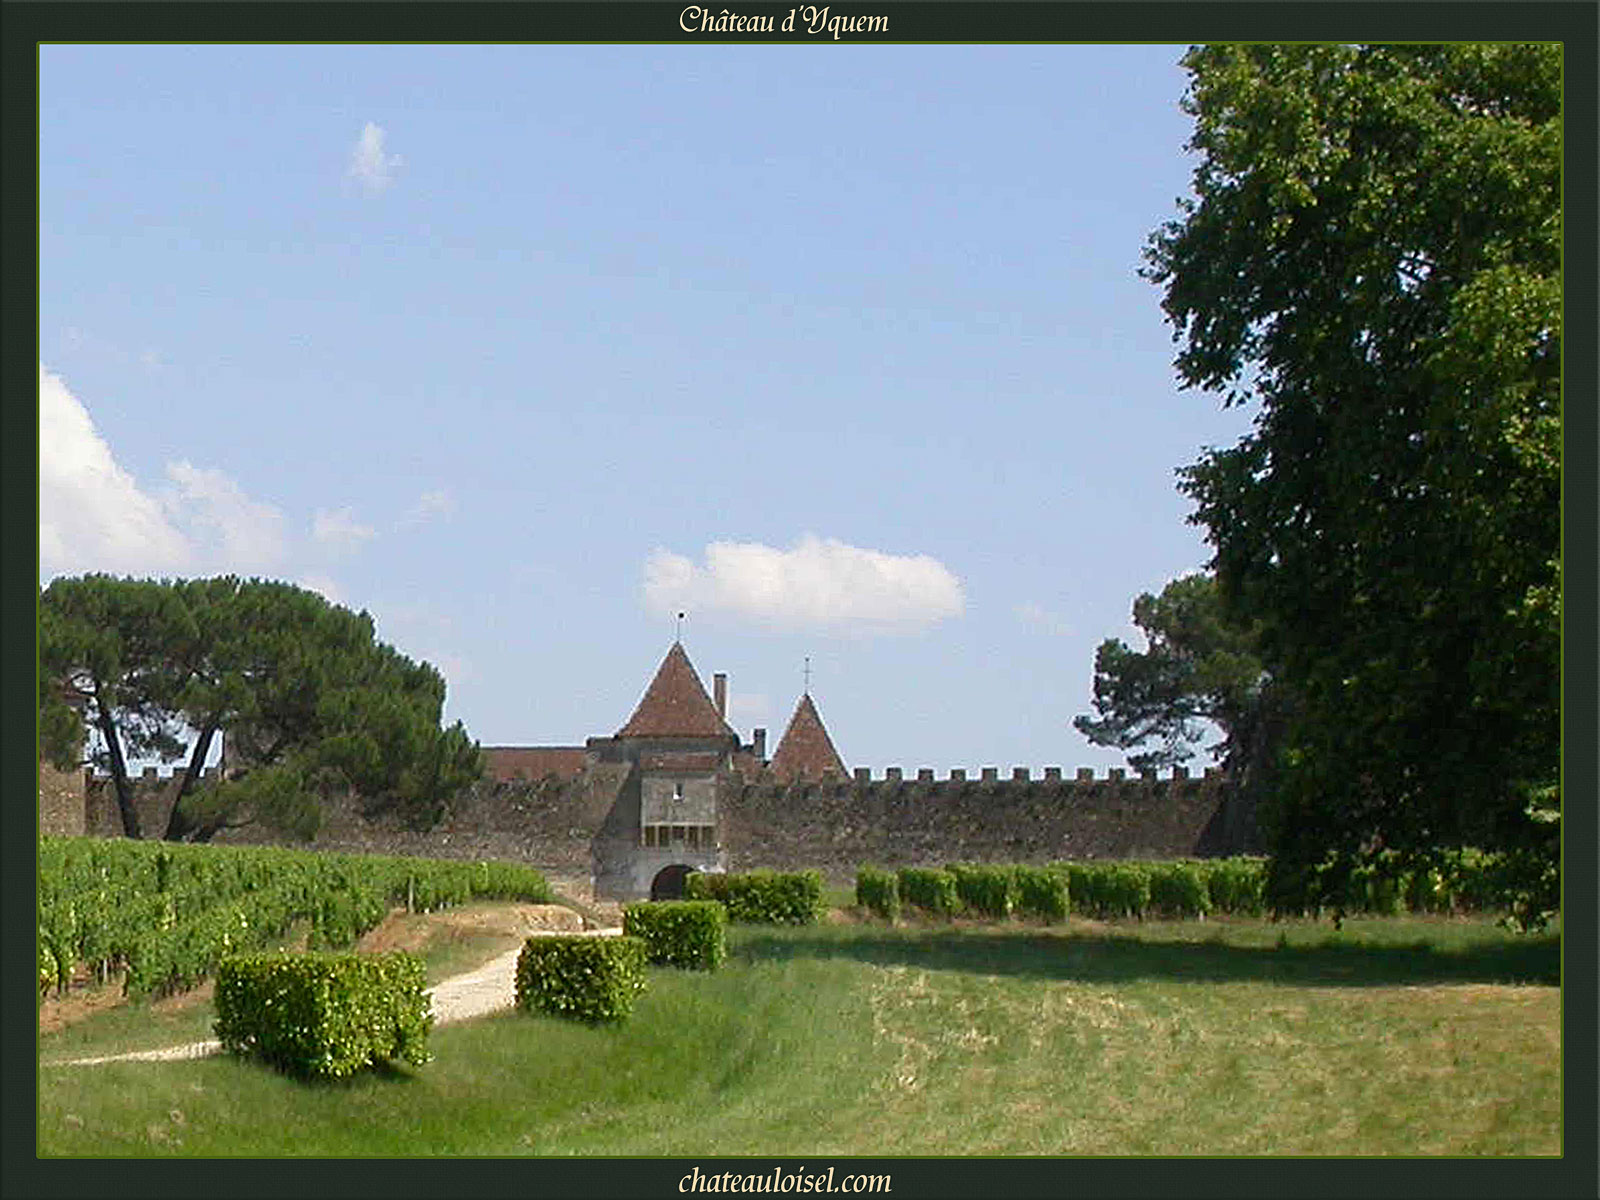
[{"x1": 6, "y1": 4, "x2": 1595, "y2": 1199}]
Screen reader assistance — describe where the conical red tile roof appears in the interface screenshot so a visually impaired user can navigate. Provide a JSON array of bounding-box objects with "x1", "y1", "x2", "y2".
[
  {"x1": 616, "y1": 642, "x2": 736, "y2": 739},
  {"x1": 767, "y1": 693, "x2": 847, "y2": 781}
]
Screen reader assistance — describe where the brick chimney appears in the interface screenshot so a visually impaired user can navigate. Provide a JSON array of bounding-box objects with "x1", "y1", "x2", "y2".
[{"x1": 713, "y1": 673, "x2": 727, "y2": 719}]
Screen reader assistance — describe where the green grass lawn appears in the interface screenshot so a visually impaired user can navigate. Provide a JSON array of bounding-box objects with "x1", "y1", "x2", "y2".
[{"x1": 37, "y1": 913, "x2": 1561, "y2": 1157}]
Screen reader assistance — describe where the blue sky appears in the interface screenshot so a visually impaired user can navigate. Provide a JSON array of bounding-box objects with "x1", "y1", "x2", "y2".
[{"x1": 39, "y1": 44, "x2": 1255, "y2": 775}]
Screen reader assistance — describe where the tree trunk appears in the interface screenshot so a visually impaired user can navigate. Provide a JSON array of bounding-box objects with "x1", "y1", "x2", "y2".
[
  {"x1": 162, "y1": 722, "x2": 217, "y2": 841},
  {"x1": 94, "y1": 702, "x2": 142, "y2": 839}
]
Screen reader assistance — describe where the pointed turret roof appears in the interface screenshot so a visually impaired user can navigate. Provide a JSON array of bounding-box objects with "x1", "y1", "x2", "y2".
[
  {"x1": 616, "y1": 642, "x2": 737, "y2": 739},
  {"x1": 767, "y1": 692, "x2": 847, "y2": 782}
]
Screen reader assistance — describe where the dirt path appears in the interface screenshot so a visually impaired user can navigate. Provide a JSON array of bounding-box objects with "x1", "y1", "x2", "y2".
[{"x1": 43, "y1": 905, "x2": 621, "y2": 1067}]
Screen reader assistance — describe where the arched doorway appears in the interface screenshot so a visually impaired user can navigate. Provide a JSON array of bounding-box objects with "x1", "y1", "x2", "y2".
[{"x1": 650, "y1": 864, "x2": 696, "y2": 900}]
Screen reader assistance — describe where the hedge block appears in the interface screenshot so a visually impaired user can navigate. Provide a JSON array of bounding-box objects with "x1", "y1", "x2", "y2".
[
  {"x1": 214, "y1": 951, "x2": 432, "y2": 1079},
  {"x1": 855, "y1": 866, "x2": 900, "y2": 920},
  {"x1": 897, "y1": 867, "x2": 959, "y2": 916},
  {"x1": 515, "y1": 935, "x2": 648, "y2": 1022},
  {"x1": 1148, "y1": 862, "x2": 1212, "y2": 919},
  {"x1": 686, "y1": 870, "x2": 824, "y2": 925},
  {"x1": 1013, "y1": 865, "x2": 1069, "y2": 923},
  {"x1": 622, "y1": 901, "x2": 727, "y2": 970},
  {"x1": 947, "y1": 863, "x2": 1017, "y2": 919}
]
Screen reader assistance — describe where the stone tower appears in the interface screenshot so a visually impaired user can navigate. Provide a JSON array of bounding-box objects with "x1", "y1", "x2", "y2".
[{"x1": 588, "y1": 641, "x2": 755, "y2": 900}]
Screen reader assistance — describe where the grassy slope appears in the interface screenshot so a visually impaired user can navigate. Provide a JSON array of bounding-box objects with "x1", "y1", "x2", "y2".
[{"x1": 37, "y1": 915, "x2": 1560, "y2": 1157}]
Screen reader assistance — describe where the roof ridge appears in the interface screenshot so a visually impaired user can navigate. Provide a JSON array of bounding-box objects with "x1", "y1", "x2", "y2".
[
  {"x1": 615, "y1": 642, "x2": 736, "y2": 739},
  {"x1": 768, "y1": 690, "x2": 847, "y2": 781}
]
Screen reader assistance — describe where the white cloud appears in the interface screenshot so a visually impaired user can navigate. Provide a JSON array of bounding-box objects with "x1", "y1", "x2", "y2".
[
  {"x1": 163, "y1": 461, "x2": 287, "y2": 571},
  {"x1": 643, "y1": 534, "x2": 965, "y2": 631},
  {"x1": 39, "y1": 364, "x2": 192, "y2": 577},
  {"x1": 398, "y1": 488, "x2": 456, "y2": 529},
  {"x1": 347, "y1": 121, "x2": 402, "y2": 193},
  {"x1": 312, "y1": 507, "x2": 377, "y2": 554}
]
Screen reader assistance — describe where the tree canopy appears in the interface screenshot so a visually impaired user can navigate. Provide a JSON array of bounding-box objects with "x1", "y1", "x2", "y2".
[
  {"x1": 1144, "y1": 44, "x2": 1560, "y2": 922},
  {"x1": 40, "y1": 575, "x2": 482, "y2": 841},
  {"x1": 1073, "y1": 572, "x2": 1267, "y2": 773}
]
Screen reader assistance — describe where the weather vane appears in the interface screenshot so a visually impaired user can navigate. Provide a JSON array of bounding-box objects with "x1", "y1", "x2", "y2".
[
  {"x1": 804, "y1": 655, "x2": 811, "y2": 696},
  {"x1": 676, "y1": 611, "x2": 685, "y2": 642}
]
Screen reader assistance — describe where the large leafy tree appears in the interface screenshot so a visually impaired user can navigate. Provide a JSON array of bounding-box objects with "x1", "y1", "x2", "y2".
[
  {"x1": 39, "y1": 575, "x2": 482, "y2": 841},
  {"x1": 1074, "y1": 573, "x2": 1283, "y2": 851},
  {"x1": 1074, "y1": 573, "x2": 1266, "y2": 772},
  {"x1": 1144, "y1": 45, "x2": 1560, "y2": 919}
]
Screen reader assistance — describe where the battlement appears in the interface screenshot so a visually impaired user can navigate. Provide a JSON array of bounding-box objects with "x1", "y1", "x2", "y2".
[
  {"x1": 844, "y1": 764, "x2": 1221, "y2": 784},
  {"x1": 88, "y1": 765, "x2": 224, "y2": 783}
]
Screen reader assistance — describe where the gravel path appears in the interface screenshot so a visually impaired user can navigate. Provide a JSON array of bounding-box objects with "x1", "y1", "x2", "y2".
[{"x1": 45, "y1": 927, "x2": 621, "y2": 1067}]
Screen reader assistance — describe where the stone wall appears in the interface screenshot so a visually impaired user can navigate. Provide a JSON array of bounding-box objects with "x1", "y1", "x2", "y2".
[
  {"x1": 38, "y1": 761, "x2": 87, "y2": 837},
  {"x1": 70, "y1": 764, "x2": 1248, "y2": 892},
  {"x1": 719, "y1": 769, "x2": 1238, "y2": 885}
]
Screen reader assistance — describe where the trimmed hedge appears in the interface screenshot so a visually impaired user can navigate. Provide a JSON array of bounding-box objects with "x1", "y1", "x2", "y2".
[
  {"x1": 1148, "y1": 862, "x2": 1212, "y2": 919},
  {"x1": 897, "y1": 867, "x2": 959, "y2": 917},
  {"x1": 946, "y1": 863, "x2": 1017, "y2": 919},
  {"x1": 1197, "y1": 857, "x2": 1267, "y2": 916},
  {"x1": 214, "y1": 951, "x2": 432, "y2": 1079},
  {"x1": 1058, "y1": 862, "x2": 1152, "y2": 920},
  {"x1": 1012, "y1": 865, "x2": 1069, "y2": 923},
  {"x1": 855, "y1": 866, "x2": 900, "y2": 920},
  {"x1": 515, "y1": 935, "x2": 648, "y2": 1023},
  {"x1": 622, "y1": 901, "x2": 727, "y2": 971},
  {"x1": 685, "y1": 870, "x2": 824, "y2": 925}
]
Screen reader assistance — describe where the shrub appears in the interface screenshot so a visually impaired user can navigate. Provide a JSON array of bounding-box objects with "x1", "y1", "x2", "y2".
[
  {"x1": 515, "y1": 935, "x2": 648, "y2": 1023},
  {"x1": 1059, "y1": 862, "x2": 1151, "y2": 919},
  {"x1": 622, "y1": 901, "x2": 727, "y2": 970},
  {"x1": 1148, "y1": 862, "x2": 1212, "y2": 919},
  {"x1": 1013, "y1": 865, "x2": 1069, "y2": 923},
  {"x1": 946, "y1": 863, "x2": 1017, "y2": 919},
  {"x1": 38, "y1": 936, "x2": 58, "y2": 997},
  {"x1": 1403, "y1": 864, "x2": 1450, "y2": 914},
  {"x1": 1200, "y1": 857, "x2": 1267, "y2": 916},
  {"x1": 308, "y1": 884, "x2": 389, "y2": 949},
  {"x1": 214, "y1": 951, "x2": 432, "y2": 1080},
  {"x1": 1343, "y1": 863, "x2": 1404, "y2": 916},
  {"x1": 1447, "y1": 849, "x2": 1506, "y2": 913},
  {"x1": 686, "y1": 870, "x2": 824, "y2": 925},
  {"x1": 855, "y1": 866, "x2": 900, "y2": 920},
  {"x1": 897, "y1": 867, "x2": 959, "y2": 917}
]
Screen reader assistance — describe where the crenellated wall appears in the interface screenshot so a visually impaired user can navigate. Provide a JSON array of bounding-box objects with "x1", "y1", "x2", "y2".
[
  {"x1": 67, "y1": 763, "x2": 1250, "y2": 892},
  {"x1": 719, "y1": 767, "x2": 1240, "y2": 881}
]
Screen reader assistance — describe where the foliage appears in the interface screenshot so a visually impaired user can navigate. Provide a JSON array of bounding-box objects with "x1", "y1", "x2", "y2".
[
  {"x1": 38, "y1": 574, "x2": 482, "y2": 841},
  {"x1": 622, "y1": 901, "x2": 728, "y2": 971},
  {"x1": 1196, "y1": 857, "x2": 1268, "y2": 917},
  {"x1": 37, "y1": 836, "x2": 552, "y2": 999},
  {"x1": 895, "y1": 867, "x2": 959, "y2": 917},
  {"x1": 854, "y1": 866, "x2": 900, "y2": 921},
  {"x1": 945, "y1": 863, "x2": 1017, "y2": 919},
  {"x1": 1073, "y1": 573, "x2": 1273, "y2": 774},
  {"x1": 1147, "y1": 862, "x2": 1212, "y2": 919},
  {"x1": 1144, "y1": 45, "x2": 1560, "y2": 923},
  {"x1": 684, "y1": 870, "x2": 824, "y2": 925},
  {"x1": 214, "y1": 951, "x2": 432, "y2": 1079},
  {"x1": 1011, "y1": 865, "x2": 1070, "y2": 922},
  {"x1": 515, "y1": 935, "x2": 648, "y2": 1023},
  {"x1": 1060, "y1": 862, "x2": 1153, "y2": 920}
]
